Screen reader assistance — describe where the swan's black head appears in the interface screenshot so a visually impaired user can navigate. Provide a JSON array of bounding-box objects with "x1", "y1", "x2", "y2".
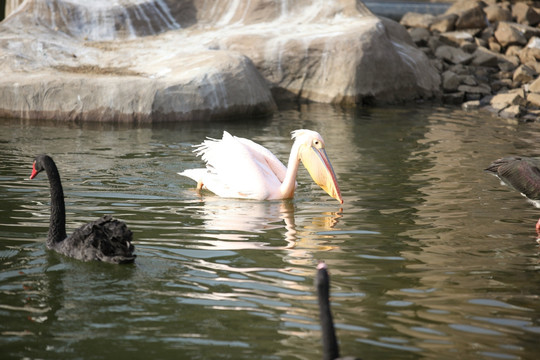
[{"x1": 30, "y1": 154, "x2": 52, "y2": 179}]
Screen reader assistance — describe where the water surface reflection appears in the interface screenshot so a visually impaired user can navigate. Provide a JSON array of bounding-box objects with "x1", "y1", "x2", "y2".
[{"x1": 1, "y1": 105, "x2": 540, "y2": 359}]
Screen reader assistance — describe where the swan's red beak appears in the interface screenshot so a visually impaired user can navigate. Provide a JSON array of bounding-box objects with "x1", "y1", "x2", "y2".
[{"x1": 30, "y1": 161, "x2": 38, "y2": 180}]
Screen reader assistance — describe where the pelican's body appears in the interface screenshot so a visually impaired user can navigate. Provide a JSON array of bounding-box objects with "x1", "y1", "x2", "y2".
[{"x1": 179, "y1": 130, "x2": 343, "y2": 203}]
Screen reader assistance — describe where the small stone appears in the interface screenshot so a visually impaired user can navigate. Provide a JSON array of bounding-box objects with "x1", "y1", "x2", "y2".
[
  {"x1": 488, "y1": 40, "x2": 501, "y2": 53},
  {"x1": 408, "y1": 27, "x2": 431, "y2": 46},
  {"x1": 435, "y1": 45, "x2": 474, "y2": 64},
  {"x1": 445, "y1": 0, "x2": 486, "y2": 15},
  {"x1": 401, "y1": 12, "x2": 435, "y2": 29},
  {"x1": 462, "y1": 99, "x2": 481, "y2": 110},
  {"x1": 455, "y1": 6, "x2": 488, "y2": 30},
  {"x1": 512, "y1": 2, "x2": 540, "y2": 26},
  {"x1": 527, "y1": 37, "x2": 540, "y2": 50},
  {"x1": 492, "y1": 70, "x2": 513, "y2": 80},
  {"x1": 479, "y1": 26, "x2": 495, "y2": 43},
  {"x1": 527, "y1": 92, "x2": 540, "y2": 107},
  {"x1": 483, "y1": 4, "x2": 512, "y2": 23},
  {"x1": 461, "y1": 75, "x2": 477, "y2": 86},
  {"x1": 473, "y1": 67, "x2": 491, "y2": 82},
  {"x1": 526, "y1": 61, "x2": 540, "y2": 74},
  {"x1": 499, "y1": 104, "x2": 523, "y2": 118},
  {"x1": 460, "y1": 42, "x2": 477, "y2": 53},
  {"x1": 442, "y1": 70, "x2": 460, "y2": 91},
  {"x1": 490, "y1": 79, "x2": 512, "y2": 92},
  {"x1": 491, "y1": 92, "x2": 527, "y2": 108},
  {"x1": 471, "y1": 47, "x2": 499, "y2": 67},
  {"x1": 458, "y1": 84, "x2": 491, "y2": 95},
  {"x1": 497, "y1": 55, "x2": 520, "y2": 72},
  {"x1": 513, "y1": 64, "x2": 537, "y2": 84},
  {"x1": 510, "y1": 87, "x2": 527, "y2": 98},
  {"x1": 427, "y1": 35, "x2": 445, "y2": 53},
  {"x1": 475, "y1": 37, "x2": 488, "y2": 48},
  {"x1": 509, "y1": 23, "x2": 540, "y2": 42},
  {"x1": 529, "y1": 77, "x2": 540, "y2": 93},
  {"x1": 494, "y1": 22, "x2": 527, "y2": 47},
  {"x1": 440, "y1": 31, "x2": 475, "y2": 46},
  {"x1": 505, "y1": 45, "x2": 522, "y2": 57},
  {"x1": 518, "y1": 47, "x2": 540, "y2": 64},
  {"x1": 429, "y1": 14, "x2": 458, "y2": 33},
  {"x1": 448, "y1": 63, "x2": 470, "y2": 75}
]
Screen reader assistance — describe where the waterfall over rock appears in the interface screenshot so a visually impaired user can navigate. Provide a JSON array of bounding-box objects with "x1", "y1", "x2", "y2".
[{"x1": 0, "y1": 0, "x2": 440, "y2": 122}]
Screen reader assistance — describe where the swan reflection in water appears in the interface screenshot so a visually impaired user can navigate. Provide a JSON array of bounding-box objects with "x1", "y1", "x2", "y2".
[{"x1": 185, "y1": 195, "x2": 343, "y2": 261}]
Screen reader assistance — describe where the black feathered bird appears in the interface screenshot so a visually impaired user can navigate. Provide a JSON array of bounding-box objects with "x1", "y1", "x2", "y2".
[
  {"x1": 316, "y1": 262, "x2": 360, "y2": 360},
  {"x1": 485, "y1": 156, "x2": 540, "y2": 233},
  {"x1": 30, "y1": 154, "x2": 136, "y2": 264}
]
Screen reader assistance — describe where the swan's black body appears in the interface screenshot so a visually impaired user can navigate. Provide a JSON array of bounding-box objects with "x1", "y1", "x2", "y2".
[
  {"x1": 316, "y1": 263, "x2": 359, "y2": 360},
  {"x1": 30, "y1": 154, "x2": 135, "y2": 264},
  {"x1": 485, "y1": 157, "x2": 540, "y2": 202}
]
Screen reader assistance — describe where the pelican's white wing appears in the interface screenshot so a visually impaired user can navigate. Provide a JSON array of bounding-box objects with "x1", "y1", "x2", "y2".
[
  {"x1": 179, "y1": 132, "x2": 288, "y2": 200},
  {"x1": 234, "y1": 136, "x2": 288, "y2": 183}
]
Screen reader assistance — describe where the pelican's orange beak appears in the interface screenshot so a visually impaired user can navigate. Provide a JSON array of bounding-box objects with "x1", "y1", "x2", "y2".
[{"x1": 300, "y1": 145, "x2": 343, "y2": 204}]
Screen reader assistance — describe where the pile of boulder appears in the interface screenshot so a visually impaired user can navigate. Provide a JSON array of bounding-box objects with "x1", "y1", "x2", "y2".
[{"x1": 400, "y1": 0, "x2": 540, "y2": 120}]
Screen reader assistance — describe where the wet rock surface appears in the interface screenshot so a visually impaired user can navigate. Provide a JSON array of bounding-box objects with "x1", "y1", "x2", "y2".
[
  {"x1": 400, "y1": 0, "x2": 540, "y2": 121},
  {"x1": 0, "y1": 1, "x2": 277, "y2": 122},
  {"x1": 0, "y1": 0, "x2": 440, "y2": 122}
]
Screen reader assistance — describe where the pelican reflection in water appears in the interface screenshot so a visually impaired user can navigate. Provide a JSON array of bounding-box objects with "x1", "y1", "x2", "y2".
[{"x1": 184, "y1": 197, "x2": 343, "y2": 258}]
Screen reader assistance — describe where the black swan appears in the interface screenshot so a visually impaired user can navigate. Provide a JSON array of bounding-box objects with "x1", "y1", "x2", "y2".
[
  {"x1": 485, "y1": 156, "x2": 540, "y2": 233},
  {"x1": 30, "y1": 154, "x2": 136, "y2": 264},
  {"x1": 316, "y1": 262, "x2": 359, "y2": 360}
]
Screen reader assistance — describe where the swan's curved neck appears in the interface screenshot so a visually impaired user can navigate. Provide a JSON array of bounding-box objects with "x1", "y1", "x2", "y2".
[
  {"x1": 318, "y1": 269, "x2": 340, "y2": 360},
  {"x1": 42, "y1": 157, "x2": 67, "y2": 246},
  {"x1": 279, "y1": 141, "x2": 301, "y2": 199}
]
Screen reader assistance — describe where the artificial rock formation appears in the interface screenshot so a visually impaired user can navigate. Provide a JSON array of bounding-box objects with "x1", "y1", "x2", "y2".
[
  {"x1": 0, "y1": 0, "x2": 440, "y2": 122},
  {"x1": 401, "y1": 0, "x2": 540, "y2": 121}
]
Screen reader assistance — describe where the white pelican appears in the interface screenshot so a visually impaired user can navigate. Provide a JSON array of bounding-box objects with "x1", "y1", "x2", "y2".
[{"x1": 179, "y1": 129, "x2": 343, "y2": 203}]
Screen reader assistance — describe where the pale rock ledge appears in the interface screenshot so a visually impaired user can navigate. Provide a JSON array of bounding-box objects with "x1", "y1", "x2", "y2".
[{"x1": 0, "y1": 0, "x2": 440, "y2": 122}]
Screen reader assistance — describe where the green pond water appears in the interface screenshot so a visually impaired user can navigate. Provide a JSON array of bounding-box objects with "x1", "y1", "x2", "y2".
[{"x1": 1, "y1": 104, "x2": 540, "y2": 359}]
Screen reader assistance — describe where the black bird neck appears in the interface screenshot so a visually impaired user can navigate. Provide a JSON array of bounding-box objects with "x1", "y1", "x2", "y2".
[
  {"x1": 317, "y1": 267, "x2": 340, "y2": 360},
  {"x1": 42, "y1": 156, "x2": 67, "y2": 246}
]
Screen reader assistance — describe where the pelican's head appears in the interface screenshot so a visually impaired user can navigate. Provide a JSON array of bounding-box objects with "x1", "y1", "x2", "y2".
[{"x1": 292, "y1": 129, "x2": 343, "y2": 204}]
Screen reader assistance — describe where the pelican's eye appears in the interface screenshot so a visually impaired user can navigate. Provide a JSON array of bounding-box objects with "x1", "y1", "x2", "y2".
[{"x1": 312, "y1": 139, "x2": 322, "y2": 148}]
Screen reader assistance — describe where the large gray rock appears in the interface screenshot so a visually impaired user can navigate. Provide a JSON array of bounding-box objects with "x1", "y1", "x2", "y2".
[
  {"x1": 0, "y1": 0, "x2": 441, "y2": 122},
  {"x1": 0, "y1": 1, "x2": 277, "y2": 122},
  {"x1": 215, "y1": 15, "x2": 440, "y2": 104}
]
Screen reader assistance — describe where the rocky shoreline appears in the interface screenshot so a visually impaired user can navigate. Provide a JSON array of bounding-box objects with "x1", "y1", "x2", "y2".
[{"x1": 399, "y1": 0, "x2": 540, "y2": 121}]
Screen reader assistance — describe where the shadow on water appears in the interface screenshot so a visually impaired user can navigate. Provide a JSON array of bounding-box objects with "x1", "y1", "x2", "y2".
[{"x1": 1, "y1": 104, "x2": 540, "y2": 359}]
